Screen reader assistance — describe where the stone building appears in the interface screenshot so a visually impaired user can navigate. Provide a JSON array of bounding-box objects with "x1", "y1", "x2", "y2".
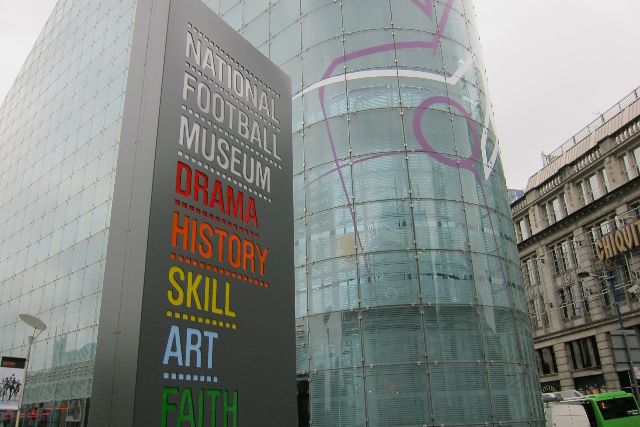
[{"x1": 512, "y1": 86, "x2": 640, "y2": 394}]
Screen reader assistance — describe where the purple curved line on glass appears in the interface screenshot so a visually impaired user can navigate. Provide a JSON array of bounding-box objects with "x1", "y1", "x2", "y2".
[
  {"x1": 316, "y1": 0, "x2": 455, "y2": 265},
  {"x1": 412, "y1": 95, "x2": 481, "y2": 178},
  {"x1": 308, "y1": 94, "x2": 483, "y2": 189},
  {"x1": 305, "y1": 151, "x2": 403, "y2": 188},
  {"x1": 411, "y1": 0, "x2": 434, "y2": 19},
  {"x1": 412, "y1": 99, "x2": 511, "y2": 304},
  {"x1": 305, "y1": 149, "x2": 441, "y2": 189}
]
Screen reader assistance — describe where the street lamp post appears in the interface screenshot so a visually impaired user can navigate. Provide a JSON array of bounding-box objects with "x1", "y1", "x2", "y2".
[
  {"x1": 14, "y1": 314, "x2": 46, "y2": 427},
  {"x1": 577, "y1": 271, "x2": 640, "y2": 400}
]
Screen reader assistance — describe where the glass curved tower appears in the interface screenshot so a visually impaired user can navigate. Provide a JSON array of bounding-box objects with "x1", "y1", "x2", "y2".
[{"x1": 213, "y1": 0, "x2": 545, "y2": 425}]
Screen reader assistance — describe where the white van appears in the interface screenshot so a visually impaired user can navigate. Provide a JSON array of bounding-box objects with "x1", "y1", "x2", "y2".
[{"x1": 545, "y1": 403, "x2": 590, "y2": 427}]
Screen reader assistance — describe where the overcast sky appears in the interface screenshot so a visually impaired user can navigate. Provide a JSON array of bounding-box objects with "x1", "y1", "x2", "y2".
[
  {"x1": 1, "y1": 1, "x2": 640, "y2": 190},
  {"x1": 0, "y1": 1, "x2": 57, "y2": 101},
  {"x1": 475, "y1": 0, "x2": 640, "y2": 189}
]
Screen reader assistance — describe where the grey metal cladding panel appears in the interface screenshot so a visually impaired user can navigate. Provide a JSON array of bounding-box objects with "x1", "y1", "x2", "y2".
[
  {"x1": 133, "y1": 0, "x2": 295, "y2": 425},
  {"x1": 90, "y1": 0, "x2": 171, "y2": 425}
]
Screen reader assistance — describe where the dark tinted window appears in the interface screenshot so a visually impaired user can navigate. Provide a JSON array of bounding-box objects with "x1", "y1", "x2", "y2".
[
  {"x1": 598, "y1": 397, "x2": 639, "y2": 419},
  {"x1": 568, "y1": 336, "x2": 601, "y2": 369},
  {"x1": 536, "y1": 347, "x2": 558, "y2": 375},
  {"x1": 581, "y1": 402, "x2": 597, "y2": 427}
]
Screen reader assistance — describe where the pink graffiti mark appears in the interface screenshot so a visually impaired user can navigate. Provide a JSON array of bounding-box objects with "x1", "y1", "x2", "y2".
[
  {"x1": 414, "y1": 96, "x2": 512, "y2": 303},
  {"x1": 412, "y1": 95, "x2": 481, "y2": 179},
  {"x1": 316, "y1": 0, "x2": 454, "y2": 281},
  {"x1": 411, "y1": 0, "x2": 434, "y2": 21}
]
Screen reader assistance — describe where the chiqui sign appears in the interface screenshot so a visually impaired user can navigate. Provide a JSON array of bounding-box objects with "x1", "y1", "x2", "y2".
[
  {"x1": 594, "y1": 220, "x2": 640, "y2": 261},
  {"x1": 90, "y1": 0, "x2": 294, "y2": 425}
]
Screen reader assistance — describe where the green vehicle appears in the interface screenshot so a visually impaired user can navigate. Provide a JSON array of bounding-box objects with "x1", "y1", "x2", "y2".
[{"x1": 579, "y1": 392, "x2": 640, "y2": 427}]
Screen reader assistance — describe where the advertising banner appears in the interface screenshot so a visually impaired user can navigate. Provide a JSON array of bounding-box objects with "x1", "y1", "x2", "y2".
[
  {"x1": 0, "y1": 357, "x2": 26, "y2": 410},
  {"x1": 66, "y1": 399, "x2": 83, "y2": 423}
]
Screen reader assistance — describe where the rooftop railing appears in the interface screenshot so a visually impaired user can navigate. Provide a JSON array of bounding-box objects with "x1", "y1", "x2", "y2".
[{"x1": 542, "y1": 86, "x2": 640, "y2": 165}]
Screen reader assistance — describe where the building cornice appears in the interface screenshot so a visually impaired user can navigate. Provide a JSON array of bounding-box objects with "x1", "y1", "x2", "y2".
[
  {"x1": 533, "y1": 311, "x2": 640, "y2": 347},
  {"x1": 517, "y1": 176, "x2": 640, "y2": 252}
]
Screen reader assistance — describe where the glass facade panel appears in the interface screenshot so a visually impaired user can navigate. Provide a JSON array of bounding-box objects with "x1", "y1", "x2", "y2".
[
  {"x1": 365, "y1": 365, "x2": 430, "y2": 427},
  {"x1": 347, "y1": 76, "x2": 400, "y2": 112},
  {"x1": 352, "y1": 155, "x2": 410, "y2": 203},
  {"x1": 308, "y1": 257, "x2": 358, "y2": 314},
  {"x1": 301, "y1": 4, "x2": 342, "y2": 49},
  {"x1": 431, "y1": 363, "x2": 492, "y2": 424},
  {"x1": 344, "y1": 31, "x2": 395, "y2": 73},
  {"x1": 358, "y1": 252, "x2": 419, "y2": 307},
  {"x1": 342, "y1": 0, "x2": 391, "y2": 33},
  {"x1": 309, "y1": 368, "x2": 365, "y2": 427}
]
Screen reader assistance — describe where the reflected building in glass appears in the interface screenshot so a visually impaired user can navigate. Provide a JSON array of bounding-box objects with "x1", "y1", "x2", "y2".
[
  {"x1": 212, "y1": 0, "x2": 545, "y2": 425},
  {"x1": 0, "y1": 0, "x2": 544, "y2": 425},
  {"x1": 0, "y1": 0, "x2": 136, "y2": 423}
]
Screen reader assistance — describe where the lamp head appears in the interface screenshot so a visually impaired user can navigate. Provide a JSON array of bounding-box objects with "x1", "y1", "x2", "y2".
[{"x1": 19, "y1": 314, "x2": 47, "y2": 331}]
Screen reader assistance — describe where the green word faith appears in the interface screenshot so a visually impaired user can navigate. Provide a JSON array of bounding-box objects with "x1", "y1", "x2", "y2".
[{"x1": 162, "y1": 386, "x2": 238, "y2": 427}]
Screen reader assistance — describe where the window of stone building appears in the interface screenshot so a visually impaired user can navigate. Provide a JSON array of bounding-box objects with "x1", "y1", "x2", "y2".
[
  {"x1": 581, "y1": 284, "x2": 590, "y2": 313},
  {"x1": 572, "y1": 238, "x2": 582, "y2": 266},
  {"x1": 576, "y1": 173, "x2": 607, "y2": 203},
  {"x1": 561, "y1": 241, "x2": 575, "y2": 270},
  {"x1": 528, "y1": 295, "x2": 547, "y2": 328},
  {"x1": 586, "y1": 222, "x2": 600, "y2": 249},
  {"x1": 541, "y1": 203, "x2": 551, "y2": 226},
  {"x1": 618, "y1": 147, "x2": 640, "y2": 181},
  {"x1": 536, "y1": 346, "x2": 558, "y2": 376},
  {"x1": 523, "y1": 258, "x2": 539, "y2": 286},
  {"x1": 559, "y1": 283, "x2": 589, "y2": 320},
  {"x1": 559, "y1": 288, "x2": 570, "y2": 319},
  {"x1": 528, "y1": 298, "x2": 539, "y2": 326},
  {"x1": 589, "y1": 174, "x2": 604, "y2": 200},
  {"x1": 589, "y1": 219, "x2": 612, "y2": 245},
  {"x1": 553, "y1": 196, "x2": 566, "y2": 221},
  {"x1": 599, "y1": 168, "x2": 611, "y2": 193},
  {"x1": 518, "y1": 216, "x2": 531, "y2": 241},
  {"x1": 542, "y1": 196, "x2": 567, "y2": 226},
  {"x1": 515, "y1": 216, "x2": 531, "y2": 242},
  {"x1": 578, "y1": 178, "x2": 594, "y2": 205},
  {"x1": 570, "y1": 283, "x2": 589, "y2": 316},
  {"x1": 583, "y1": 179, "x2": 593, "y2": 203},
  {"x1": 632, "y1": 146, "x2": 640, "y2": 174},
  {"x1": 550, "y1": 239, "x2": 576, "y2": 275},
  {"x1": 601, "y1": 282, "x2": 612, "y2": 307},
  {"x1": 574, "y1": 374, "x2": 606, "y2": 395},
  {"x1": 575, "y1": 180, "x2": 586, "y2": 206},
  {"x1": 551, "y1": 246, "x2": 563, "y2": 275},
  {"x1": 632, "y1": 203, "x2": 640, "y2": 219},
  {"x1": 568, "y1": 336, "x2": 601, "y2": 370},
  {"x1": 603, "y1": 261, "x2": 631, "y2": 304},
  {"x1": 542, "y1": 205, "x2": 551, "y2": 226},
  {"x1": 620, "y1": 154, "x2": 633, "y2": 181}
]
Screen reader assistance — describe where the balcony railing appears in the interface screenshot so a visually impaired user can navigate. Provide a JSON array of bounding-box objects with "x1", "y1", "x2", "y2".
[{"x1": 543, "y1": 86, "x2": 640, "y2": 165}]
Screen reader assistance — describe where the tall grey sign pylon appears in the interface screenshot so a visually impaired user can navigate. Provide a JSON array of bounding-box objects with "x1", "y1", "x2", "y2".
[{"x1": 90, "y1": 0, "x2": 294, "y2": 425}]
